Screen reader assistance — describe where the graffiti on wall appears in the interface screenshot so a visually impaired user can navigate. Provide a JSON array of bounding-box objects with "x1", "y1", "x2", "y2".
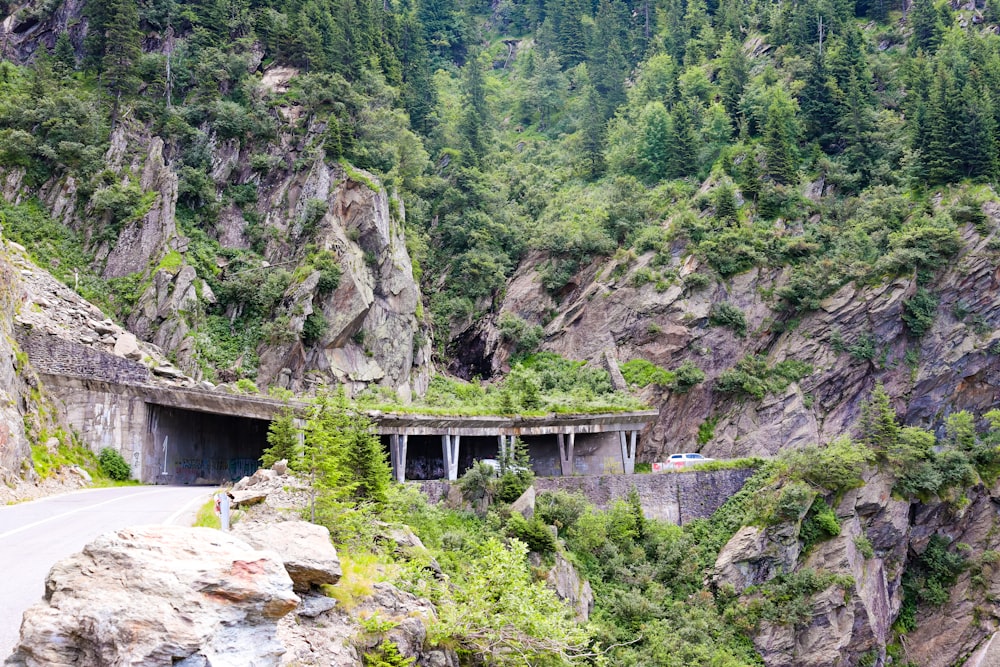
[{"x1": 170, "y1": 458, "x2": 258, "y2": 483}]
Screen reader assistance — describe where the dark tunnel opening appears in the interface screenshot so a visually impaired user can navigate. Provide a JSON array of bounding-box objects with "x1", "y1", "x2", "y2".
[{"x1": 146, "y1": 404, "x2": 269, "y2": 484}]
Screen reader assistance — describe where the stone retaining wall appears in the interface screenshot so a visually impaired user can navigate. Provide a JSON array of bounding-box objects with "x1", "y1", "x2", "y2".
[
  {"x1": 16, "y1": 327, "x2": 150, "y2": 385},
  {"x1": 418, "y1": 466, "x2": 755, "y2": 525}
]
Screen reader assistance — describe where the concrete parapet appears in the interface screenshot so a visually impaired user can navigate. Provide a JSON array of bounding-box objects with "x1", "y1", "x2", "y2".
[{"x1": 417, "y1": 467, "x2": 756, "y2": 526}]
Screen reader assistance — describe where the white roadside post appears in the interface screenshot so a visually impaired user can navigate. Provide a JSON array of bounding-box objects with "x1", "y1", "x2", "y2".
[{"x1": 214, "y1": 492, "x2": 231, "y2": 532}]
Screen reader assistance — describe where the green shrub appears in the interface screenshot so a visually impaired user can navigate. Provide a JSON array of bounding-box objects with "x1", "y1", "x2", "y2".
[
  {"x1": 902, "y1": 288, "x2": 938, "y2": 337},
  {"x1": 505, "y1": 513, "x2": 557, "y2": 555},
  {"x1": 697, "y1": 416, "x2": 719, "y2": 445},
  {"x1": 235, "y1": 378, "x2": 259, "y2": 394},
  {"x1": 98, "y1": 447, "x2": 131, "y2": 481},
  {"x1": 302, "y1": 311, "x2": 329, "y2": 345},
  {"x1": 536, "y1": 491, "x2": 589, "y2": 535},
  {"x1": 682, "y1": 272, "x2": 711, "y2": 291},
  {"x1": 362, "y1": 641, "x2": 415, "y2": 667},
  {"x1": 620, "y1": 358, "x2": 675, "y2": 388},
  {"x1": 799, "y1": 499, "x2": 841, "y2": 552},
  {"x1": 781, "y1": 437, "x2": 873, "y2": 491},
  {"x1": 498, "y1": 313, "x2": 544, "y2": 358},
  {"x1": 854, "y1": 534, "x2": 875, "y2": 559},
  {"x1": 716, "y1": 356, "x2": 812, "y2": 399},
  {"x1": 773, "y1": 482, "x2": 815, "y2": 523},
  {"x1": 709, "y1": 302, "x2": 748, "y2": 337},
  {"x1": 673, "y1": 361, "x2": 706, "y2": 392},
  {"x1": 899, "y1": 534, "x2": 968, "y2": 631},
  {"x1": 746, "y1": 569, "x2": 854, "y2": 628}
]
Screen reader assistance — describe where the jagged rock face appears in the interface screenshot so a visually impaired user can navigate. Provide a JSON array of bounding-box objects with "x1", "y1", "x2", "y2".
[
  {"x1": 712, "y1": 470, "x2": 1000, "y2": 667},
  {"x1": 544, "y1": 552, "x2": 595, "y2": 622},
  {"x1": 5, "y1": 525, "x2": 299, "y2": 667},
  {"x1": 460, "y1": 210, "x2": 1000, "y2": 460},
  {"x1": 0, "y1": 250, "x2": 33, "y2": 486},
  {"x1": 0, "y1": 116, "x2": 431, "y2": 396},
  {"x1": 251, "y1": 167, "x2": 430, "y2": 398}
]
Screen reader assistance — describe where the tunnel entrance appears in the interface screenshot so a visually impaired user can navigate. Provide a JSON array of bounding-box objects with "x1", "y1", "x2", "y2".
[{"x1": 145, "y1": 404, "x2": 269, "y2": 484}]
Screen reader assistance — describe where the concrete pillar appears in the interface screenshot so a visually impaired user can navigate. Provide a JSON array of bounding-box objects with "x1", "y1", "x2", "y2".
[
  {"x1": 442, "y1": 434, "x2": 461, "y2": 480},
  {"x1": 619, "y1": 430, "x2": 638, "y2": 475},
  {"x1": 558, "y1": 432, "x2": 576, "y2": 476},
  {"x1": 498, "y1": 434, "x2": 514, "y2": 460},
  {"x1": 390, "y1": 434, "x2": 408, "y2": 483}
]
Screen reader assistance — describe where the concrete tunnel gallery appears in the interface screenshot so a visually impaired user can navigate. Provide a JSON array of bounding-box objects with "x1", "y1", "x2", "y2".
[
  {"x1": 143, "y1": 404, "x2": 656, "y2": 485},
  {"x1": 148, "y1": 406, "x2": 568, "y2": 484}
]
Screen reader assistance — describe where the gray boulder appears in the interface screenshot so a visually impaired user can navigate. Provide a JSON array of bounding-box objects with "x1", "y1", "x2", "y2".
[
  {"x1": 5, "y1": 525, "x2": 298, "y2": 667},
  {"x1": 232, "y1": 520, "x2": 342, "y2": 592}
]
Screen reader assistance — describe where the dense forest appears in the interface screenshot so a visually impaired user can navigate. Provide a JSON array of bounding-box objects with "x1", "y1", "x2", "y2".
[{"x1": 2, "y1": 0, "x2": 999, "y2": 365}]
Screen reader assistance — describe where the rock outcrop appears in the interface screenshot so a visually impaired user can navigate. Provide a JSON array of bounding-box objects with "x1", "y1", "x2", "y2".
[
  {"x1": 456, "y1": 207, "x2": 1000, "y2": 462},
  {"x1": 5, "y1": 525, "x2": 299, "y2": 667},
  {"x1": 543, "y1": 552, "x2": 594, "y2": 622},
  {"x1": 0, "y1": 239, "x2": 82, "y2": 502},
  {"x1": 232, "y1": 520, "x2": 342, "y2": 593},
  {"x1": 0, "y1": 106, "x2": 431, "y2": 398},
  {"x1": 711, "y1": 470, "x2": 1000, "y2": 667}
]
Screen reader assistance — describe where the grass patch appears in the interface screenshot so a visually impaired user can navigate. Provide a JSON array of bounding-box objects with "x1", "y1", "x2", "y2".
[
  {"x1": 323, "y1": 551, "x2": 390, "y2": 611},
  {"x1": 193, "y1": 498, "x2": 221, "y2": 529}
]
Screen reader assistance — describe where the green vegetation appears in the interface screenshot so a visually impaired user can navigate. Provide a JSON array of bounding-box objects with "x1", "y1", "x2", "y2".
[
  {"x1": 715, "y1": 356, "x2": 812, "y2": 400},
  {"x1": 193, "y1": 497, "x2": 222, "y2": 529},
  {"x1": 897, "y1": 534, "x2": 968, "y2": 632},
  {"x1": 709, "y1": 302, "x2": 749, "y2": 338},
  {"x1": 358, "y1": 353, "x2": 647, "y2": 416},
  {"x1": 98, "y1": 447, "x2": 131, "y2": 481},
  {"x1": 620, "y1": 358, "x2": 705, "y2": 393}
]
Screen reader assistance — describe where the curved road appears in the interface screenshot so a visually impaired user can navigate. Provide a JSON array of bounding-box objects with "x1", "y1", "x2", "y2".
[{"x1": 0, "y1": 485, "x2": 213, "y2": 659}]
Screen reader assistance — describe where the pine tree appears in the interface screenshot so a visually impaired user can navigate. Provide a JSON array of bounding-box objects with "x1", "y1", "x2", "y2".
[
  {"x1": 458, "y1": 51, "x2": 491, "y2": 162},
  {"x1": 909, "y1": 0, "x2": 942, "y2": 55},
  {"x1": 417, "y1": 0, "x2": 465, "y2": 65},
  {"x1": 668, "y1": 101, "x2": 699, "y2": 178},
  {"x1": 579, "y1": 83, "x2": 607, "y2": 178},
  {"x1": 590, "y1": 0, "x2": 629, "y2": 115},
  {"x1": 838, "y1": 73, "x2": 878, "y2": 181},
  {"x1": 52, "y1": 32, "x2": 77, "y2": 74},
  {"x1": 924, "y1": 65, "x2": 963, "y2": 184},
  {"x1": 858, "y1": 384, "x2": 900, "y2": 457},
  {"x1": 552, "y1": 0, "x2": 588, "y2": 68},
  {"x1": 261, "y1": 409, "x2": 301, "y2": 468},
  {"x1": 101, "y1": 0, "x2": 142, "y2": 130},
  {"x1": 400, "y1": 13, "x2": 437, "y2": 135},
  {"x1": 639, "y1": 101, "x2": 671, "y2": 182},
  {"x1": 716, "y1": 34, "x2": 749, "y2": 120},
  {"x1": 958, "y1": 76, "x2": 998, "y2": 180},
  {"x1": 799, "y1": 49, "x2": 840, "y2": 150},
  {"x1": 763, "y1": 89, "x2": 800, "y2": 183}
]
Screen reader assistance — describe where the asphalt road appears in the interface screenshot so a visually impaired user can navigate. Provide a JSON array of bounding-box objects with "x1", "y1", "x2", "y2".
[{"x1": 0, "y1": 485, "x2": 214, "y2": 659}]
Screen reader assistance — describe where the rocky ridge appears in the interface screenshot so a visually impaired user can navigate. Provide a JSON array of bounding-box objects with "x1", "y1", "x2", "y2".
[
  {"x1": 457, "y1": 202, "x2": 1000, "y2": 461},
  {"x1": 711, "y1": 469, "x2": 1000, "y2": 667},
  {"x1": 0, "y1": 103, "x2": 431, "y2": 399}
]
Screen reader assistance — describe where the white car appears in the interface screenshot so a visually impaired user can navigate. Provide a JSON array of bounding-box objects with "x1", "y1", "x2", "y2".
[{"x1": 654, "y1": 453, "x2": 714, "y2": 470}]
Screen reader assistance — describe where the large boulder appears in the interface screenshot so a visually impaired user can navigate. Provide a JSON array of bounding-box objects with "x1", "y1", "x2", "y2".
[
  {"x1": 544, "y1": 552, "x2": 594, "y2": 622},
  {"x1": 5, "y1": 526, "x2": 299, "y2": 667},
  {"x1": 232, "y1": 520, "x2": 342, "y2": 592}
]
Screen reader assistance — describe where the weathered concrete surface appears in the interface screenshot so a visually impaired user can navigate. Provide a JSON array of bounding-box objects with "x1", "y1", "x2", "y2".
[{"x1": 419, "y1": 467, "x2": 755, "y2": 525}]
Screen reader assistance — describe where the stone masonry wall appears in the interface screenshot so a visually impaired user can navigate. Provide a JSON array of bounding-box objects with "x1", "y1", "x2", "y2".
[
  {"x1": 419, "y1": 467, "x2": 755, "y2": 525},
  {"x1": 16, "y1": 327, "x2": 150, "y2": 385}
]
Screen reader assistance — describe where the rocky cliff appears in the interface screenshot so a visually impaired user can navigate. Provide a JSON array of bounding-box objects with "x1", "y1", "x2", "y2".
[
  {"x1": 0, "y1": 238, "x2": 81, "y2": 500},
  {"x1": 709, "y1": 467, "x2": 1000, "y2": 667},
  {"x1": 457, "y1": 202, "x2": 1000, "y2": 461}
]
